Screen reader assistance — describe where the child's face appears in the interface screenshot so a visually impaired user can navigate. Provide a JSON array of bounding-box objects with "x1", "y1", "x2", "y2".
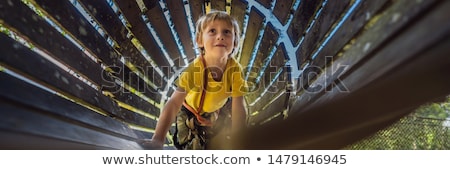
[{"x1": 197, "y1": 20, "x2": 235, "y2": 58}]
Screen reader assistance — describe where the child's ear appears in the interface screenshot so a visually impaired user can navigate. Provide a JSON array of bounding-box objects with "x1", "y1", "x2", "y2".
[{"x1": 196, "y1": 37, "x2": 203, "y2": 48}]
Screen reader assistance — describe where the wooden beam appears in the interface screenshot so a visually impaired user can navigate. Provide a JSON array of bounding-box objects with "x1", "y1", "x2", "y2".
[{"x1": 230, "y1": 0, "x2": 450, "y2": 149}]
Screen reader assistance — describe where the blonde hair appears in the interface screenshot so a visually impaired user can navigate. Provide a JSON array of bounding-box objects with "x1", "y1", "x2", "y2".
[{"x1": 195, "y1": 10, "x2": 241, "y2": 57}]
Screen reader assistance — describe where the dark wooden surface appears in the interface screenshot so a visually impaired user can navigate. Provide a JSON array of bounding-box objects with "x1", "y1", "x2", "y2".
[
  {"x1": 0, "y1": 73, "x2": 142, "y2": 149},
  {"x1": 189, "y1": 0, "x2": 206, "y2": 25},
  {"x1": 230, "y1": 0, "x2": 450, "y2": 149},
  {"x1": 140, "y1": 0, "x2": 186, "y2": 69},
  {"x1": 273, "y1": 0, "x2": 295, "y2": 25},
  {"x1": 78, "y1": 0, "x2": 167, "y2": 85},
  {"x1": 295, "y1": 0, "x2": 351, "y2": 70},
  {"x1": 255, "y1": 0, "x2": 273, "y2": 9},
  {"x1": 36, "y1": 0, "x2": 162, "y2": 123},
  {"x1": 230, "y1": 0, "x2": 248, "y2": 37},
  {"x1": 239, "y1": 7, "x2": 265, "y2": 72},
  {"x1": 0, "y1": 34, "x2": 120, "y2": 117},
  {"x1": 251, "y1": 23, "x2": 279, "y2": 80},
  {"x1": 287, "y1": 0, "x2": 324, "y2": 46},
  {"x1": 115, "y1": 0, "x2": 173, "y2": 71},
  {"x1": 298, "y1": 0, "x2": 390, "y2": 90},
  {"x1": 166, "y1": 0, "x2": 197, "y2": 62},
  {"x1": 0, "y1": 0, "x2": 103, "y2": 85},
  {"x1": 210, "y1": 0, "x2": 227, "y2": 11},
  {"x1": 295, "y1": 0, "x2": 441, "y2": 110}
]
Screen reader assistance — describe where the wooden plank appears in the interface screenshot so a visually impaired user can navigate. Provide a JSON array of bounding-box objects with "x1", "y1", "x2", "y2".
[
  {"x1": 310, "y1": 0, "x2": 389, "y2": 69},
  {"x1": 108, "y1": 88, "x2": 160, "y2": 127},
  {"x1": 262, "y1": 46, "x2": 288, "y2": 91},
  {"x1": 132, "y1": 130, "x2": 169, "y2": 146},
  {"x1": 230, "y1": 0, "x2": 248, "y2": 37},
  {"x1": 188, "y1": 0, "x2": 206, "y2": 24},
  {"x1": 239, "y1": 7, "x2": 265, "y2": 71},
  {"x1": 234, "y1": 36, "x2": 450, "y2": 149},
  {"x1": 0, "y1": 101, "x2": 141, "y2": 149},
  {"x1": 0, "y1": 0, "x2": 102, "y2": 85},
  {"x1": 245, "y1": 75, "x2": 266, "y2": 104},
  {"x1": 0, "y1": 73, "x2": 138, "y2": 140},
  {"x1": 299, "y1": 0, "x2": 389, "y2": 90},
  {"x1": 210, "y1": 0, "x2": 226, "y2": 11},
  {"x1": 230, "y1": 0, "x2": 450, "y2": 149},
  {"x1": 296, "y1": 0, "x2": 351, "y2": 70},
  {"x1": 34, "y1": 0, "x2": 120, "y2": 70},
  {"x1": 249, "y1": 92, "x2": 288, "y2": 124},
  {"x1": 255, "y1": 0, "x2": 273, "y2": 9},
  {"x1": 300, "y1": 0, "x2": 448, "y2": 111},
  {"x1": 273, "y1": 0, "x2": 295, "y2": 25},
  {"x1": 101, "y1": 63, "x2": 163, "y2": 111},
  {"x1": 296, "y1": 0, "x2": 441, "y2": 108},
  {"x1": 287, "y1": 0, "x2": 324, "y2": 45},
  {"x1": 255, "y1": 23, "x2": 279, "y2": 68},
  {"x1": 0, "y1": 34, "x2": 159, "y2": 129},
  {"x1": 76, "y1": 0, "x2": 164, "y2": 101},
  {"x1": 101, "y1": 67, "x2": 162, "y2": 128},
  {"x1": 78, "y1": 0, "x2": 161, "y2": 78},
  {"x1": 247, "y1": 23, "x2": 279, "y2": 92},
  {"x1": 0, "y1": 130, "x2": 111, "y2": 149},
  {"x1": 114, "y1": 0, "x2": 173, "y2": 71},
  {"x1": 165, "y1": 0, "x2": 197, "y2": 62},
  {"x1": 1, "y1": 1, "x2": 161, "y2": 129},
  {"x1": 33, "y1": 0, "x2": 163, "y2": 110},
  {"x1": 77, "y1": 0, "x2": 127, "y2": 45},
  {"x1": 267, "y1": 43, "x2": 289, "y2": 77},
  {"x1": 142, "y1": 0, "x2": 186, "y2": 68},
  {"x1": 132, "y1": 128, "x2": 177, "y2": 147},
  {"x1": 247, "y1": 23, "x2": 278, "y2": 85},
  {"x1": 77, "y1": 0, "x2": 165, "y2": 87},
  {"x1": 248, "y1": 69, "x2": 287, "y2": 114},
  {"x1": 118, "y1": 108, "x2": 158, "y2": 130},
  {"x1": 246, "y1": 43, "x2": 287, "y2": 102},
  {"x1": 35, "y1": 1, "x2": 131, "y2": 93},
  {"x1": 248, "y1": 80, "x2": 286, "y2": 115},
  {"x1": 0, "y1": 34, "x2": 120, "y2": 117},
  {"x1": 262, "y1": 67, "x2": 287, "y2": 99}
]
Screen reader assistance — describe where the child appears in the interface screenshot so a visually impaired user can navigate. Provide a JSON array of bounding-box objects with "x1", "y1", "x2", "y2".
[{"x1": 140, "y1": 10, "x2": 247, "y2": 149}]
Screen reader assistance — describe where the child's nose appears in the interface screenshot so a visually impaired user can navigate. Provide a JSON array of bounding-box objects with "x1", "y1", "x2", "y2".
[{"x1": 217, "y1": 33, "x2": 225, "y2": 40}]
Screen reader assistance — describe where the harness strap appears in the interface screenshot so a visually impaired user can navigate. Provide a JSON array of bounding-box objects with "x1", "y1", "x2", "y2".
[
  {"x1": 198, "y1": 55, "x2": 208, "y2": 114},
  {"x1": 183, "y1": 102, "x2": 213, "y2": 126},
  {"x1": 182, "y1": 55, "x2": 213, "y2": 126}
]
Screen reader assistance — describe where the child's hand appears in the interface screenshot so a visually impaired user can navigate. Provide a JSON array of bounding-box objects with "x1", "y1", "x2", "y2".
[{"x1": 138, "y1": 139, "x2": 164, "y2": 150}]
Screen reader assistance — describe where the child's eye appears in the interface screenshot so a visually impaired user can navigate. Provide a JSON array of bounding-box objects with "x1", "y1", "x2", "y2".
[
  {"x1": 224, "y1": 30, "x2": 231, "y2": 34},
  {"x1": 208, "y1": 29, "x2": 216, "y2": 33}
]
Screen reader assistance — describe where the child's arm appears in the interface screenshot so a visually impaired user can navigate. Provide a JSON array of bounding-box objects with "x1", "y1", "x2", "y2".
[
  {"x1": 149, "y1": 88, "x2": 187, "y2": 148},
  {"x1": 231, "y1": 96, "x2": 247, "y2": 134}
]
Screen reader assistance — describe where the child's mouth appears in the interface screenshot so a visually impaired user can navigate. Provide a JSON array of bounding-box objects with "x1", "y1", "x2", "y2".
[{"x1": 215, "y1": 44, "x2": 226, "y2": 47}]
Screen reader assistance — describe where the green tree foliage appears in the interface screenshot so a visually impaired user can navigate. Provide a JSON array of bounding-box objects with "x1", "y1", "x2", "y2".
[
  {"x1": 345, "y1": 96, "x2": 450, "y2": 150},
  {"x1": 414, "y1": 97, "x2": 450, "y2": 119}
]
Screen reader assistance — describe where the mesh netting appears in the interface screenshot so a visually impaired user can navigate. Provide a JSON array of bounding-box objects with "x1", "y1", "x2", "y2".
[{"x1": 345, "y1": 115, "x2": 450, "y2": 150}]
